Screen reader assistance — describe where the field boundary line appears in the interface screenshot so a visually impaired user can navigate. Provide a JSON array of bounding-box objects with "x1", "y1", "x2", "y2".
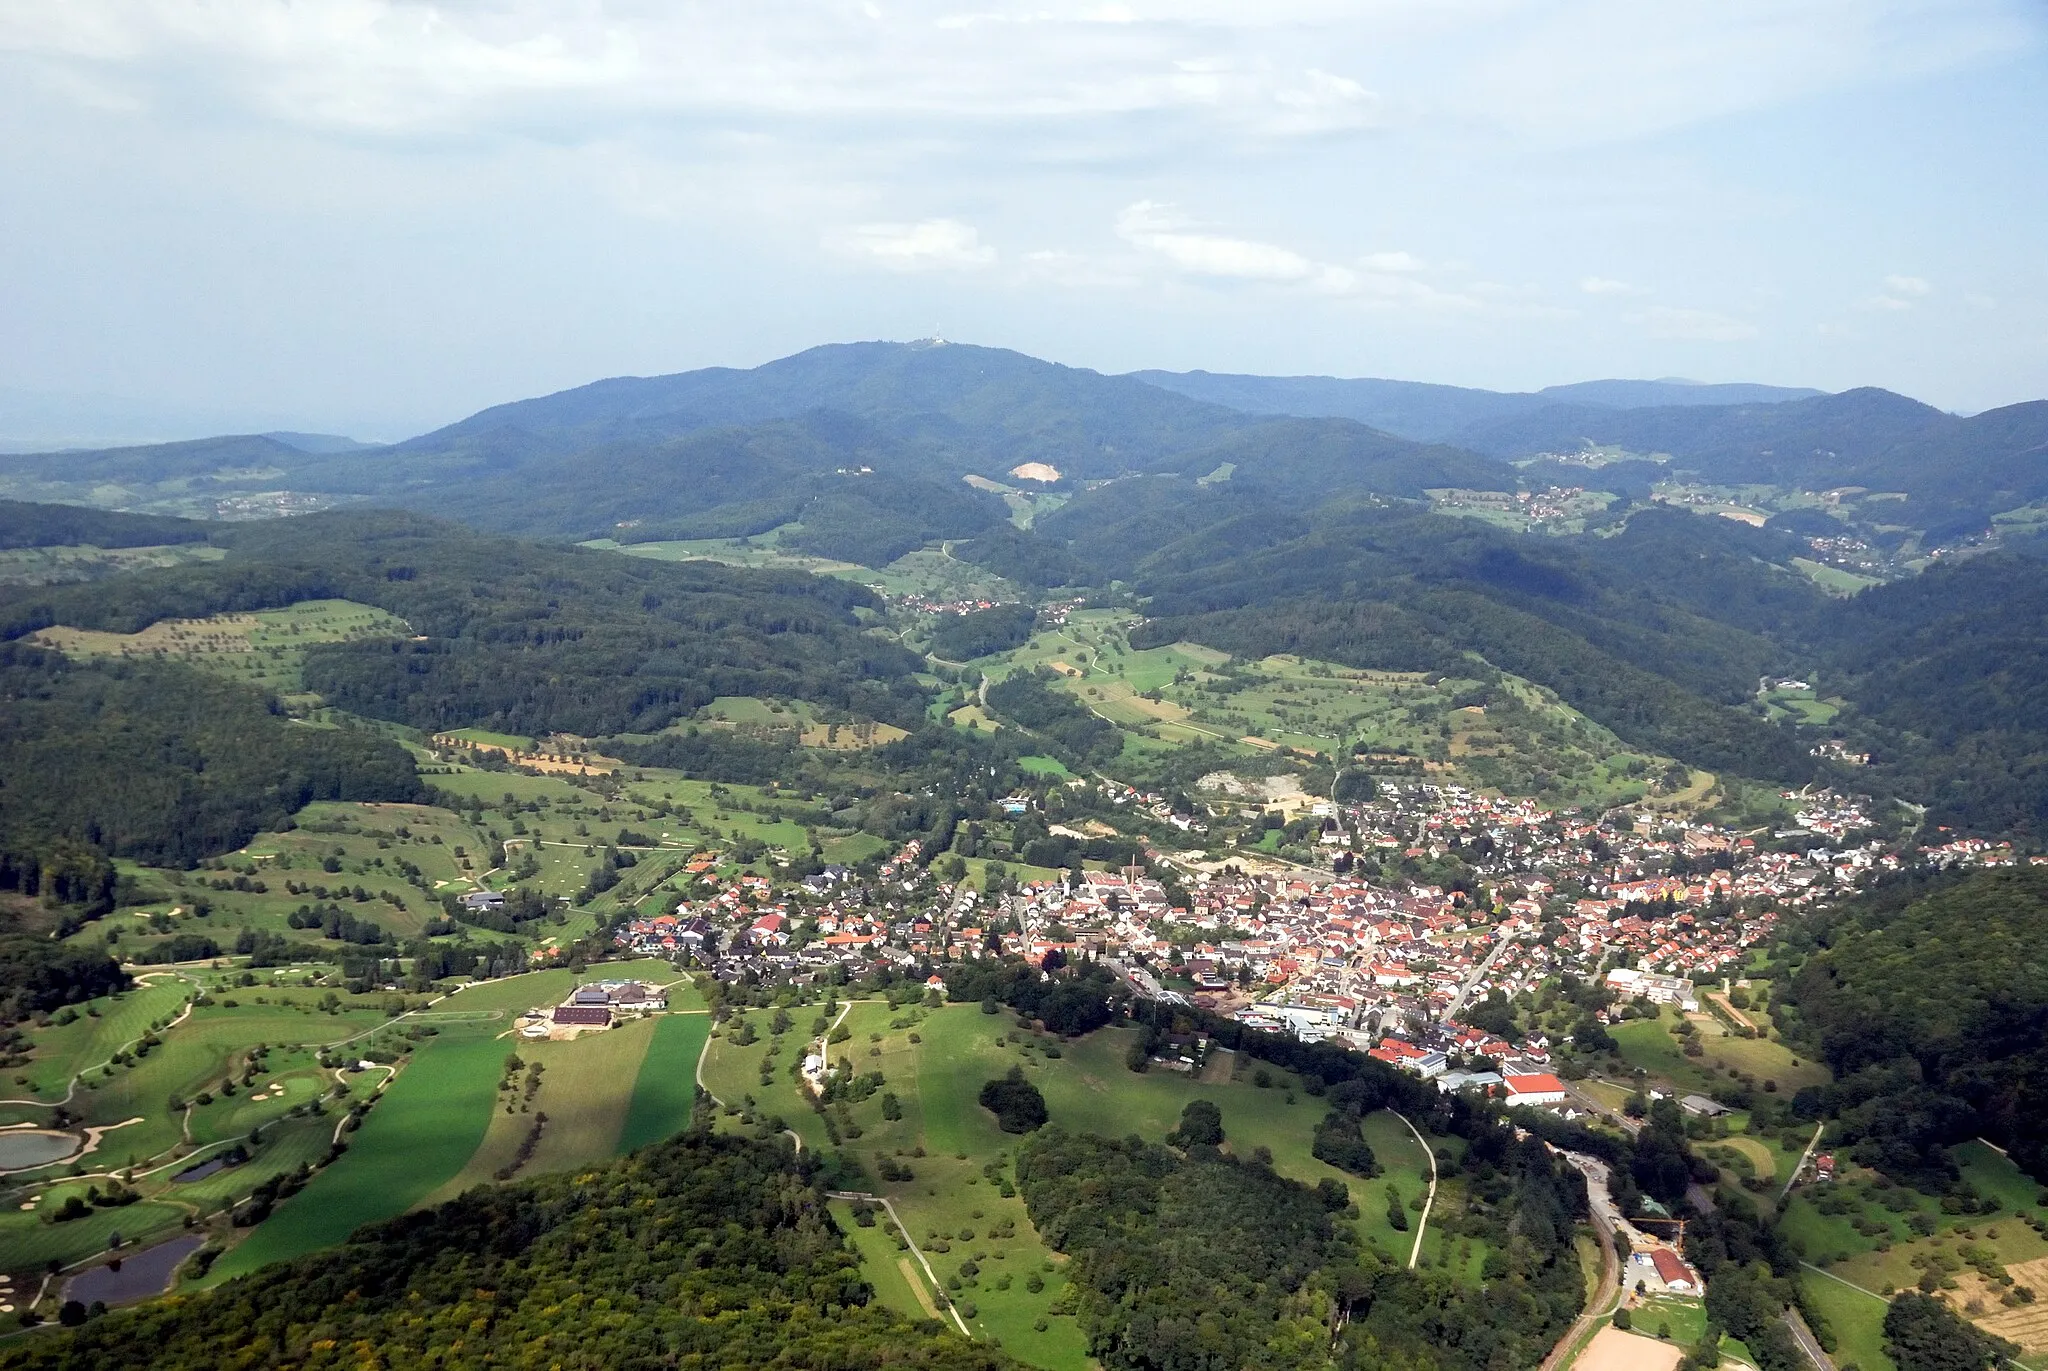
[{"x1": 1799, "y1": 1262, "x2": 1886, "y2": 1301}]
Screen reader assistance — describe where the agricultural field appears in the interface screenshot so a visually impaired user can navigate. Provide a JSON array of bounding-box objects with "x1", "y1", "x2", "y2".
[
  {"x1": 1778, "y1": 1142, "x2": 2048, "y2": 1366},
  {"x1": 944, "y1": 609, "x2": 1690, "y2": 810},
  {"x1": 0, "y1": 540, "x2": 225, "y2": 588},
  {"x1": 698, "y1": 1000, "x2": 1453, "y2": 1369},
  {"x1": 204, "y1": 1028, "x2": 507, "y2": 1281},
  {"x1": 692, "y1": 695, "x2": 909, "y2": 750},
  {"x1": 26, "y1": 598, "x2": 408, "y2": 698},
  {"x1": 78, "y1": 737, "x2": 877, "y2": 973}
]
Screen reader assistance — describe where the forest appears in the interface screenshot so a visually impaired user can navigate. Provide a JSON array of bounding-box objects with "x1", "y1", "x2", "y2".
[
  {"x1": 0, "y1": 508, "x2": 932, "y2": 738},
  {"x1": 0, "y1": 1131, "x2": 1010, "y2": 1371},
  {"x1": 1773, "y1": 867, "x2": 2048, "y2": 1186},
  {"x1": 0, "y1": 644, "x2": 421, "y2": 877}
]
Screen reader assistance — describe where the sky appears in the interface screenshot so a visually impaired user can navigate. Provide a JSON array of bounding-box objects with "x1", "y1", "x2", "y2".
[{"x1": 1, "y1": 0, "x2": 2044, "y2": 442}]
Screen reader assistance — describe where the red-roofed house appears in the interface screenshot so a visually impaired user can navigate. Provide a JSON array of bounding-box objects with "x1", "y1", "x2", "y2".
[
  {"x1": 1502, "y1": 1072, "x2": 1567, "y2": 1106},
  {"x1": 1650, "y1": 1249, "x2": 1698, "y2": 1293}
]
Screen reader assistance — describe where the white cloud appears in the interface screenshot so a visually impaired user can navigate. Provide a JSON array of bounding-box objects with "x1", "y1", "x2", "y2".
[
  {"x1": 1579, "y1": 276, "x2": 1640, "y2": 296},
  {"x1": 1862, "y1": 275, "x2": 1934, "y2": 311},
  {"x1": 8, "y1": 0, "x2": 2019, "y2": 150},
  {"x1": 1636, "y1": 306, "x2": 1759, "y2": 342},
  {"x1": 1115, "y1": 201, "x2": 1318, "y2": 282},
  {"x1": 1110, "y1": 203, "x2": 1483, "y2": 310},
  {"x1": 829, "y1": 218, "x2": 997, "y2": 271}
]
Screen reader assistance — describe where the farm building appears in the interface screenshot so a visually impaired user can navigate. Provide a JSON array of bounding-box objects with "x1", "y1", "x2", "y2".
[
  {"x1": 552, "y1": 1004, "x2": 612, "y2": 1029},
  {"x1": 1650, "y1": 1248, "x2": 1698, "y2": 1293}
]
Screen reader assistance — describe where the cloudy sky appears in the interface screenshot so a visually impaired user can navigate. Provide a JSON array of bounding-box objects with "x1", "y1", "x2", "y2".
[{"x1": 1, "y1": 0, "x2": 2043, "y2": 439}]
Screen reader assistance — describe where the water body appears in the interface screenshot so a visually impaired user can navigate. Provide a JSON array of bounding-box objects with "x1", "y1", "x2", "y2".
[
  {"x1": 64, "y1": 1235, "x2": 205, "y2": 1307},
  {"x1": 171, "y1": 1156, "x2": 232, "y2": 1183},
  {"x1": 0, "y1": 1131, "x2": 77, "y2": 1170}
]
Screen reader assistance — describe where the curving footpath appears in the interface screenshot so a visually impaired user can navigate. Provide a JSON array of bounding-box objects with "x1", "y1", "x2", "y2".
[{"x1": 1391, "y1": 1111, "x2": 1437, "y2": 1269}]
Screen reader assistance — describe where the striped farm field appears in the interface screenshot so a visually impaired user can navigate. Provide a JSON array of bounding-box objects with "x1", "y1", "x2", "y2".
[
  {"x1": 206, "y1": 1032, "x2": 505, "y2": 1281},
  {"x1": 620, "y1": 1013, "x2": 712, "y2": 1151}
]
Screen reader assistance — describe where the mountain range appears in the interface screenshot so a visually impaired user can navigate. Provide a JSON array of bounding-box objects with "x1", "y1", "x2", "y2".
[{"x1": 5, "y1": 340, "x2": 2048, "y2": 831}]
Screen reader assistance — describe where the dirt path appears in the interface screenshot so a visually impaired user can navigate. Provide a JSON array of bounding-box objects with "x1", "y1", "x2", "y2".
[
  {"x1": 899, "y1": 1256, "x2": 943, "y2": 1318},
  {"x1": 1392, "y1": 1111, "x2": 1437, "y2": 1269},
  {"x1": 1705, "y1": 990, "x2": 1757, "y2": 1032},
  {"x1": 829, "y1": 1190, "x2": 972, "y2": 1338}
]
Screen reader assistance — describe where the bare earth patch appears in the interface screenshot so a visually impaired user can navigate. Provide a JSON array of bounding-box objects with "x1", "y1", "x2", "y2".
[
  {"x1": 1573, "y1": 1325, "x2": 1684, "y2": 1371},
  {"x1": 1007, "y1": 462, "x2": 1061, "y2": 483}
]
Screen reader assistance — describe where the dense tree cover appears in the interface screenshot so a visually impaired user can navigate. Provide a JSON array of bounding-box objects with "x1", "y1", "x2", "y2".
[
  {"x1": 0, "y1": 645, "x2": 422, "y2": 871},
  {"x1": 950, "y1": 973, "x2": 1588, "y2": 1369},
  {"x1": 977, "y1": 1066, "x2": 1048, "y2": 1133},
  {"x1": 0, "y1": 1131, "x2": 1010, "y2": 1371},
  {"x1": 0, "y1": 499, "x2": 207, "y2": 550},
  {"x1": 0, "y1": 510, "x2": 931, "y2": 737},
  {"x1": 1629, "y1": 1096, "x2": 1717, "y2": 1206},
  {"x1": 1883, "y1": 1292, "x2": 2019, "y2": 1371},
  {"x1": 1168, "y1": 1099, "x2": 1224, "y2": 1149},
  {"x1": 1018, "y1": 1129, "x2": 1342, "y2": 1371},
  {"x1": 1310, "y1": 1111, "x2": 1380, "y2": 1177},
  {"x1": 0, "y1": 939, "x2": 128, "y2": 1022},
  {"x1": 929, "y1": 604, "x2": 1038, "y2": 663},
  {"x1": 944, "y1": 959, "x2": 1124, "y2": 1037},
  {"x1": 1775, "y1": 867, "x2": 2048, "y2": 1184},
  {"x1": 983, "y1": 669, "x2": 1122, "y2": 767},
  {"x1": 1020, "y1": 1116, "x2": 1588, "y2": 1371},
  {"x1": 1812, "y1": 553, "x2": 2048, "y2": 832},
  {"x1": 950, "y1": 524, "x2": 1091, "y2": 588}
]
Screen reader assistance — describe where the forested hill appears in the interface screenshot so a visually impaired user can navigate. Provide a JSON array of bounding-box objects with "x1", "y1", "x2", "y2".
[
  {"x1": 1772, "y1": 867, "x2": 2048, "y2": 1186},
  {"x1": 1127, "y1": 368, "x2": 1823, "y2": 442},
  {"x1": 0, "y1": 507, "x2": 928, "y2": 737},
  {"x1": 0, "y1": 1131, "x2": 1010, "y2": 1371},
  {"x1": 0, "y1": 499, "x2": 207, "y2": 550}
]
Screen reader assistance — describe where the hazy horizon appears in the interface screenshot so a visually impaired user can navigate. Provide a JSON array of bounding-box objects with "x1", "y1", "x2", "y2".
[{"x1": 3, "y1": 2, "x2": 2044, "y2": 439}]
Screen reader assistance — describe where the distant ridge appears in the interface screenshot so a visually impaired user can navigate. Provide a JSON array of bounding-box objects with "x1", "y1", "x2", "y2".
[{"x1": 1126, "y1": 369, "x2": 1825, "y2": 443}]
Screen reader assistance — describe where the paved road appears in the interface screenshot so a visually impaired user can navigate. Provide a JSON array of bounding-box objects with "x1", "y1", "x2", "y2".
[
  {"x1": 1540, "y1": 1151, "x2": 1625, "y2": 1371},
  {"x1": 1780, "y1": 1121, "x2": 1825, "y2": 1202},
  {"x1": 1783, "y1": 1307, "x2": 1837, "y2": 1371},
  {"x1": 1443, "y1": 932, "x2": 1516, "y2": 1022}
]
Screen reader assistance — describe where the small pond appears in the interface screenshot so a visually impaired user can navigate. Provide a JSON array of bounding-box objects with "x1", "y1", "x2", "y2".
[
  {"x1": 64, "y1": 1236, "x2": 206, "y2": 1307},
  {"x1": 0, "y1": 1131, "x2": 77, "y2": 1170},
  {"x1": 171, "y1": 1156, "x2": 232, "y2": 1184}
]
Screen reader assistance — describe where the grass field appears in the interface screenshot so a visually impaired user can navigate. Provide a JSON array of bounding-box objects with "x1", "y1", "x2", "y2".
[
  {"x1": 699, "y1": 1002, "x2": 1452, "y2": 1368},
  {"x1": 1801, "y1": 1269, "x2": 1896, "y2": 1371},
  {"x1": 1778, "y1": 1140, "x2": 2048, "y2": 1363},
  {"x1": 619, "y1": 1013, "x2": 712, "y2": 1152},
  {"x1": 205, "y1": 1030, "x2": 505, "y2": 1280},
  {"x1": 7, "y1": 977, "x2": 193, "y2": 1100},
  {"x1": 28, "y1": 599, "x2": 407, "y2": 696}
]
